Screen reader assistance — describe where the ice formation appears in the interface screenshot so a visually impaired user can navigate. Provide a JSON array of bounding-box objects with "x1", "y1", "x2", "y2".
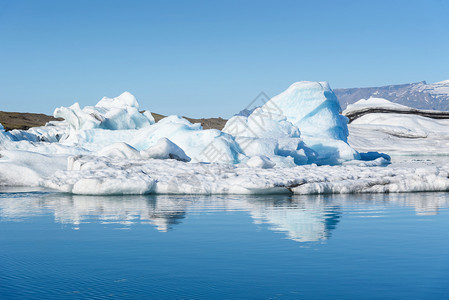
[
  {"x1": 223, "y1": 107, "x2": 314, "y2": 167},
  {"x1": 344, "y1": 98, "x2": 449, "y2": 154},
  {"x1": 38, "y1": 154, "x2": 448, "y2": 195},
  {"x1": 130, "y1": 115, "x2": 243, "y2": 164},
  {"x1": 224, "y1": 81, "x2": 359, "y2": 165},
  {"x1": 141, "y1": 138, "x2": 190, "y2": 162},
  {"x1": 5, "y1": 83, "x2": 449, "y2": 195},
  {"x1": 54, "y1": 91, "x2": 155, "y2": 131}
]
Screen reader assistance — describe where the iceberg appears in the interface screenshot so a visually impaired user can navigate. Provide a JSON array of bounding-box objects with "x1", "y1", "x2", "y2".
[
  {"x1": 0, "y1": 150, "x2": 68, "y2": 186},
  {"x1": 141, "y1": 138, "x2": 191, "y2": 162},
  {"x1": 51, "y1": 92, "x2": 155, "y2": 151},
  {"x1": 246, "y1": 155, "x2": 276, "y2": 169},
  {"x1": 260, "y1": 81, "x2": 360, "y2": 164},
  {"x1": 224, "y1": 81, "x2": 359, "y2": 165},
  {"x1": 131, "y1": 115, "x2": 243, "y2": 163},
  {"x1": 223, "y1": 107, "x2": 314, "y2": 167},
  {"x1": 54, "y1": 91, "x2": 155, "y2": 132},
  {"x1": 96, "y1": 142, "x2": 142, "y2": 160},
  {"x1": 10, "y1": 84, "x2": 449, "y2": 196}
]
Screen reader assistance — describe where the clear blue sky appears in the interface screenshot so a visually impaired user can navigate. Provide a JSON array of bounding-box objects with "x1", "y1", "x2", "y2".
[{"x1": 1, "y1": 0, "x2": 448, "y2": 117}]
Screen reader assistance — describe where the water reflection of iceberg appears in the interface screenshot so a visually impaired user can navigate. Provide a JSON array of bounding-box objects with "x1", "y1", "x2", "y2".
[
  {"x1": 244, "y1": 197, "x2": 341, "y2": 242},
  {"x1": 337, "y1": 193, "x2": 449, "y2": 216},
  {"x1": 0, "y1": 193, "x2": 190, "y2": 231},
  {"x1": 0, "y1": 193, "x2": 341, "y2": 242},
  {"x1": 1, "y1": 191, "x2": 449, "y2": 243}
]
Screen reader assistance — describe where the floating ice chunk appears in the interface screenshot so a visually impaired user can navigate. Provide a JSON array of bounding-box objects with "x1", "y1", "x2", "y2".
[
  {"x1": 303, "y1": 137, "x2": 359, "y2": 165},
  {"x1": 261, "y1": 82, "x2": 346, "y2": 139},
  {"x1": 96, "y1": 142, "x2": 142, "y2": 160},
  {"x1": 54, "y1": 92, "x2": 154, "y2": 133},
  {"x1": 44, "y1": 169, "x2": 155, "y2": 195},
  {"x1": 268, "y1": 155, "x2": 297, "y2": 168},
  {"x1": 246, "y1": 155, "x2": 276, "y2": 169},
  {"x1": 0, "y1": 150, "x2": 68, "y2": 186},
  {"x1": 27, "y1": 121, "x2": 70, "y2": 143},
  {"x1": 55, "y1": 155, "x2": 155, "y2": 194},
  {"x1": 68, "y1": 155, "x2": 105, "y2": 171},
  {"x1": 359, "y1": 152, "x2": 391, "y2": 162},
  {"x1": 54, "y1": 102, "x2": 100, "y2": 131},
  {"x1": 41, "y1": 154, "x2": 449, "y2": 195},
  {"x1": 132, "y1": 116, "x2": 243, "y2": 163},
  {"x1": 257, "y1": 81, "x2": 359, "y2": 164},
  {"x1": 0, "y1": 162, "x2": 41, "y2": 186},
  {"x1": 223, "y1": 108, "x2": 301, "y2": 139},
  {"x1": 0, "y1": 131, "x2": 11, "y2": 146},
  {"x1": 225, "y1": 81, "x2": 359, "y2": 165},
  {"x1": 143, "y1": 111, "x2": 155, "y2": 124},
  {"x1": 61, "y1": 128, "x2": 141, "y2": 151},
  {"x1": 96, "y1": 91, "x2": 139, "y2": 109},
  {"x1": 223, "y1": 108, "x2": 314, "y2": 165},
  {"x1": 6, "y1": 129, "x2": 40, "y2": 142},
  {"x1": 277, "y1": 138, "x2": 316, "y2": 165},
  {"x1": 235, "y1": 137, "x2": 277, "y2": 157},
  {"x1": 71, "y1": 176, "x2": 154, "y2": 195},
  {"x1": 0, "y1": 136, "x2": 90, "y2": 155},
  {"x1": 141, "y1": 138, "x2": 191, "y2": 162},
  {"x1": 0, "y1": 121, "x2": 87, "y2": 156},
  {"x1": 342, "y1": 157, "x2": 391, "y2": 167}
]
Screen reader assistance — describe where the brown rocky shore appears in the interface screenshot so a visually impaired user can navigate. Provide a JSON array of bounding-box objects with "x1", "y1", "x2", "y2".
[{"x1": 0, "y1": 111, "x2": 226, "y2": 131}]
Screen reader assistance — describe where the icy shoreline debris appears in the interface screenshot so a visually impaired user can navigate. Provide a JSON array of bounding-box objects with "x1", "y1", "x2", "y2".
[{"x1": 40, "y1": 154, "x2": 448, "y2": 195}]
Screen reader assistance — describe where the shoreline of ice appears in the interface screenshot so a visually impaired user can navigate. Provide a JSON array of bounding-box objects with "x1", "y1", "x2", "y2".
[{"x1": 37, "y1": 154, "x2": 449, "y2": 195}]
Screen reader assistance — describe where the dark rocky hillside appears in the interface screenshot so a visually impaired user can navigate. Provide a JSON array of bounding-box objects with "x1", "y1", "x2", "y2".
[
  {"x1": 0, "y1": 111, "x2": 227, "y2": 131},
  {"x1": 0, "y1": 111, "x2": 62, "y2": 131}
]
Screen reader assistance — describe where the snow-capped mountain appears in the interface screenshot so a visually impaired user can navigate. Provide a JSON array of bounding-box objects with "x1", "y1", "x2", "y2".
[{"x1": 334, "y1": 80, "x2": 449, "y2": 110}]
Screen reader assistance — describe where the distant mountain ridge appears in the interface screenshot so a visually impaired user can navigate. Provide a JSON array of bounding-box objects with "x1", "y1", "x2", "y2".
[{"x1": 334, "y1": 80, "x2": 449, "y2": 110}]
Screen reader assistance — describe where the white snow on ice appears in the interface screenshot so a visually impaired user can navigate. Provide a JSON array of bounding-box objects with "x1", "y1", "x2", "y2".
[{"x1": 345, "y1": 98, "x2": 449, "y2": 155}]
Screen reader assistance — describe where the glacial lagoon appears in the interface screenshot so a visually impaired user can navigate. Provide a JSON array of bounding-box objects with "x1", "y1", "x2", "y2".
[{"x1": 1, "y1": 190, "x2": 449, "y2": 299}]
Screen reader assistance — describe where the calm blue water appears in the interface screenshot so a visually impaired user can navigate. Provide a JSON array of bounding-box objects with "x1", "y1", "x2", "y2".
[{"x1": 1, "y1": 189, "x2": 449, "y2": 299}]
